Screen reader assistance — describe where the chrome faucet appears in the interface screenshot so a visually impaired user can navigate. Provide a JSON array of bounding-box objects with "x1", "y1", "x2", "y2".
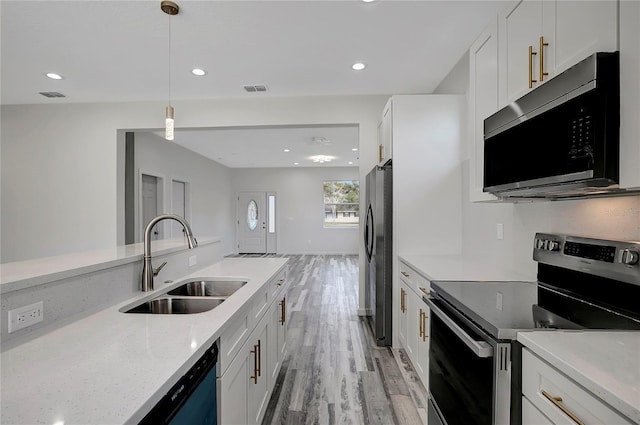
[{"x1": 142, "y1": 214, "x2": 198, "y2": 292}]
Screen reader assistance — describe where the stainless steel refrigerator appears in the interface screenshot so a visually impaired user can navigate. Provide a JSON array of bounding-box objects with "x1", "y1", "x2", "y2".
[{"x1": 364, "y1": 162, "x2": 392, "y2": 346}]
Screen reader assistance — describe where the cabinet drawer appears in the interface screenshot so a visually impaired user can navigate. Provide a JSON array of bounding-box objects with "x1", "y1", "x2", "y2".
[
  {"x1": 219, "y1": 307, "x2": 251, "y2": 374},
  {"x1": 398, "y1": 260, "x2": 430, "y2": 297},
  {"x1": 269, "y1": 269, "x2": 286, "y2": 299},
  {"x1": 522, "y1": 348, "x2": 632, "y2": 425}
]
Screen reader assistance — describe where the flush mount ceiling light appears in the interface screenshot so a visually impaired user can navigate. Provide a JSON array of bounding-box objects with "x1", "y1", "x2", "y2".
[
  {"x1": 191, "y1": 68, "x2": 207, "y2": 76},
  {"x1": 352, "y1": 148, "x2": 358, "y2": 152},
  {"x1": 161, "y1": 1, "x2": 179, "y2": 141},
  {"x1": 352, "y1": 62, "x2": 366, "y2": 71},
  {"x1": 283, "y1": 148, "x2": 291, "y2": 153},
  {"x1": 45, "y1": 72, "x2": 63, "y2": 80},
  {"x1": 310, "y1": 155, "x2": 335, "y2": 164}
]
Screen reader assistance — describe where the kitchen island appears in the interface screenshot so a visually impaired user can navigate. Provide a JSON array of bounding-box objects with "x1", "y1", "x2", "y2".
[{"x1": 1, "y1": 256, "x2": 288, "y2": 425}]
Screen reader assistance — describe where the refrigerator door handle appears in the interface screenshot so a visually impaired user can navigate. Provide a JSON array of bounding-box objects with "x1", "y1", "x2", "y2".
[{"x1": 365, "y1": 204, "x2": 374, "y2": 261}]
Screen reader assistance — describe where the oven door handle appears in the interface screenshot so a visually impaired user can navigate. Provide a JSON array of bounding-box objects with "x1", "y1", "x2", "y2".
[{"x1": 425, "y1": 297, "x2": 494, "y2": 358}]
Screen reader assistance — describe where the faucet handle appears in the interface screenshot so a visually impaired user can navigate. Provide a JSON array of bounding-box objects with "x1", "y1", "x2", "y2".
[{"x1": 153, "y1": 261, "x2": 167, "y2": 276}]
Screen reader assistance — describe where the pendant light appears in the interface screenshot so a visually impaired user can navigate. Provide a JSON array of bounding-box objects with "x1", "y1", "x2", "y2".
[{"x1": 161, "y1": 1, "x2": 179, "y2": 141}]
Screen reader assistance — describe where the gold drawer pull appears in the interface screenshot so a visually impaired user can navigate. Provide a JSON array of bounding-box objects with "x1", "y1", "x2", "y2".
[
  {"x1": 419, "y1": 287, "x2": 430, "y2": 297},
  {"x1": 401, "y1": 271, "x2": 410, "y2": 278},
  {"x1": 541, "y1": 390, "x2": 584, "y2": 425},
  {"x1": 277, "y1": 279, "x2": 284, "y2": 286},
  {"x1": 419, "y1": 308, "x2": 424, "y2": 338}
]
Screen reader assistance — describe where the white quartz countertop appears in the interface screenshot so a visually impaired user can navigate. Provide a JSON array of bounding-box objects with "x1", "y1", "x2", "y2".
[
  {"x1": 0, "y1": 237, "x2": 221, "y2": 294},
  {"x1": 399, "y1": 254, "x2": 536, "y2": 282},
  {"x1": 0, "y1": 256, "x2": 288, "y2": 425},
  {"x1": 517, "y1": 330, "x2": 640, "y2": 423}
]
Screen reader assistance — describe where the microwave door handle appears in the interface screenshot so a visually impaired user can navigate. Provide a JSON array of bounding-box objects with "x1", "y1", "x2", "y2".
[{"x1": 425, "y1": 298, "x2": 494, "y2": 358}]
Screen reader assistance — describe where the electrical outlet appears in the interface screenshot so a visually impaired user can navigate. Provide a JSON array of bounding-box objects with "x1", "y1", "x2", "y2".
[
  {"x1": 496, "y1": 223, "x2": 504, "y2": 240},
  {"x1": 189, "y1": 255, "x2": 197, "y2": 267},
  {"x1": 8, "y1": 301, "x2": 44, "y2": 333}
]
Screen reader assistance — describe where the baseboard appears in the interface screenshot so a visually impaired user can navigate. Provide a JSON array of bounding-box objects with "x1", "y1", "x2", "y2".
[{"x1": 357, "y1": 308, "x2": 371, "y2": 316}]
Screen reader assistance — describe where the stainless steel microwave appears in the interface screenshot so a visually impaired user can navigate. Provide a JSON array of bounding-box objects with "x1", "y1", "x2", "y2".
[{"x1": 483, "y1": 52, "x2": 620, "y2": 199}]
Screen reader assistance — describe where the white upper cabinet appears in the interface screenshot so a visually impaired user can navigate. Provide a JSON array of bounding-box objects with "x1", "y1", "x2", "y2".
[
  {"x1": 469, "y1": 16, "x2": 500, "y2": 202},
  {"x1": 499, "y1": 0, "x2": 619, "y2": 107},
  {"x1": 619, "y1": 0, "x2": 640, "y2": 190},
  {"x1": 543, "y1": 1, "x2": 618, "y2": 77},
  {"x1": 499, "y1": 0, "x2": 544, "y2": 105}
]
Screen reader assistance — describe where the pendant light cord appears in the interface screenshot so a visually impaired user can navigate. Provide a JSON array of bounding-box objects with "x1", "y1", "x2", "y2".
[{"x1": 168, "y1": 12, "x2": 172, "y2": 108}]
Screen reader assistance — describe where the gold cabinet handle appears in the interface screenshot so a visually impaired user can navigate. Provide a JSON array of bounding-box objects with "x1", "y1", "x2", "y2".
[
  {"x1": 419, "y1": 308, "x2": 424, "y2": 338},
  {"x1": 280, "y1": 296, "x2": 286, "y2": 325},
  {"x1": 422, "y1": 310, "x2": 428, "y2": 341},
  {"x1": 277, "y1": 279, "x2": 284, "y2": 286},
  {"x1": 401, "y1": 271, "x2": 410, "y2": 278},
  {"x1": 419, "y1": 287, "x2": 430, "y2": 297},
  {"x1": 529, "y1": 45, "x2": 538, "y2": 88},
  {"x1": 401, "y1": 288, "x2": 407, "y2": 313},
  {"x1": 250, "y1": 343, "x2": 259, "y2": 384},
  {"x1": 541, "y1": 390, "x2": 584, "y2": 425},
  {"x1": 379, "y1": 144, "x2": 384, "y2": 162},
  {"x1": 257, "y1": 339, "x2": 262, "y2": 377},
  {"x1": 539, "y1": 36, "x2": 549, "y2": 81}
]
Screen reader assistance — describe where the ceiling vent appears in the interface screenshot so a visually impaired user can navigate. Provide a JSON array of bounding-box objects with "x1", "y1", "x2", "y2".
[
  {"x1": 39, "y1": 92, "x2": 66, "y2": 98},
  {"x1": 243, "y1": 85, "x2": 268, "y2": 93}
]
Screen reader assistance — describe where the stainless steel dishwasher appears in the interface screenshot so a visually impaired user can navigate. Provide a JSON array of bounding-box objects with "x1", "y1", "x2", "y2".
[{"x1": 140, "y1": 341, "x2": 218, "y2": 425}]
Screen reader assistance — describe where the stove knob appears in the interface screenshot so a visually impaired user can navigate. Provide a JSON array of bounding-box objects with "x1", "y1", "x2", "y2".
[
  {"x1": 535, "y1": 239, "x2": 545, "y2": 249},
  {"x1": 548, "y1": 241, "x2": 560, "y2": 251},
  {"x1": 620, "y1": 249, "x2": 639, "y2": 265}
]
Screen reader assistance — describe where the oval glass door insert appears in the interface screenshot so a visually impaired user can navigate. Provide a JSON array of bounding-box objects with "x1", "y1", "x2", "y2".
[{"x1": 247, "y1": 200, "x2": 258, "y2": 231}]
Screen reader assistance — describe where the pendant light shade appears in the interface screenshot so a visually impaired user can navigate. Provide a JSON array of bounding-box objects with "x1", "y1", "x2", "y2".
[
  {"x1": 162, "y1": 1, "x2": 179, "y2": 141},
  {"x1": 165, "y1": 105, "x2": 174, "y2": 141}
]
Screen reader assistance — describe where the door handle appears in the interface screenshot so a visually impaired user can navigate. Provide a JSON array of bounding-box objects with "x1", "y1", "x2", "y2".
[
  {"x1": 419, "y1": 308, "x2": 424, "y2": 338},
  {"x1": 256, "y1": 339, "x2": 261, "y2": 377}
]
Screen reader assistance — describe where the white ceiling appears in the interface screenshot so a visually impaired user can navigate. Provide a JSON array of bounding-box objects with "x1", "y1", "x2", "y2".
[{"x1": 1, "y1": 0, "x2": 505, "y2": 167}]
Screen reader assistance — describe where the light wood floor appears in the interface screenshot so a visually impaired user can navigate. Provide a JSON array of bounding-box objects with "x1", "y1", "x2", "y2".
[{"x1": 234, "y1": 254, "x2": 427, "y2": 425}]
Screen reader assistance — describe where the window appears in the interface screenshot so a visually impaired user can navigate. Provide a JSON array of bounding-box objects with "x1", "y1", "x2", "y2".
[{"x1": 323, "y1": 180, "x2": 360, "y2": 228}]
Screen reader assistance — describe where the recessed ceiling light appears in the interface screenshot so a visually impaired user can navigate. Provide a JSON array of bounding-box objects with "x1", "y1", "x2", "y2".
[
  {"x1": 362, "y1": 0, "x2": 375, "y2": 3},
  {"x1": 191, "y1": 68, "x2": 207, "y2": 76},
  {"x1": 283, "y1": 148, "x2": 290, "y2": 153},
  {"x1": 294, "y1": 162, "x2": 300, "y2": 166},
  {"x1": 46, "y1": 73, "x2": 63, "y2": 80},
  {"x1": 352, "y1": 148, "x2": 358, "y2": 152},
  {"x1": 348, "y1": 161, "x2": 354, "y2": 165},
  {"x1": 352, "y1": 62, "x2": 366, "y2": 71}
]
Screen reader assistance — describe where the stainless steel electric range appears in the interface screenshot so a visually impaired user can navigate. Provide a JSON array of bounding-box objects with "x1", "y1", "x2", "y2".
[{"x1": 423, "y1": 233, "x2": 640, "y2": 425}]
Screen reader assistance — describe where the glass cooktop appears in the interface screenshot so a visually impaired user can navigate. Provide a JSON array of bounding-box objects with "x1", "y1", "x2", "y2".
[{"x1": 429, "y1": 280, "x2": 539, "y2": 340}]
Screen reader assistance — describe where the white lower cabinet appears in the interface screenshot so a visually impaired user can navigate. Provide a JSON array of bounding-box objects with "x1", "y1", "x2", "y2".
[
  {"x1": 268, "y1": 292, "x2": 288, "y2": 384},
  {"x1": 218, "y1": 269, "x2": 289, "y2": 425},
  {"x1": 522, "y1": 348, "x2": 633, "y2": 425},
  {"x1": 398, "y1": 259, "x2": 430, "y2": 390},
  {"x1": 219, "y1": 310, "x2": 270, "y2": 425}
]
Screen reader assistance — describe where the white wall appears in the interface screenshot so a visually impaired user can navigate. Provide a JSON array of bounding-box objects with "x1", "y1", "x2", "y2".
[
  {"x1": 133, "y1": 132, "x2": 234, "y2": 254},
  {"x1": 1, "y1": 95, "x2": 387, "y2": 311},
  {"x1": 232, "y1": 167, "x2": 360, "y2": 254}
]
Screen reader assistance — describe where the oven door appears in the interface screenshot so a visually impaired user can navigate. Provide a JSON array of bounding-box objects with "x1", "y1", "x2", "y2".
[{"x1": 425, "y1": 297, "x2": 497, "y2": 425}]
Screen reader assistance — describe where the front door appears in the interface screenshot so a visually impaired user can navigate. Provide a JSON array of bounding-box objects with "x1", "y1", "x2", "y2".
[{"x1": 237, "y1": 192, "x2": 267, "y2": 254}]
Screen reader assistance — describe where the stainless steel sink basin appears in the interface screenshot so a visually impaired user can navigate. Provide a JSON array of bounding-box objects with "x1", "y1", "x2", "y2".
[
  {"x1": 123, "y1": 297, "x2": 224, "y2": 314},
  {"x1": 166, "y1": 280, "x2": 248, "y2": 297}
]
